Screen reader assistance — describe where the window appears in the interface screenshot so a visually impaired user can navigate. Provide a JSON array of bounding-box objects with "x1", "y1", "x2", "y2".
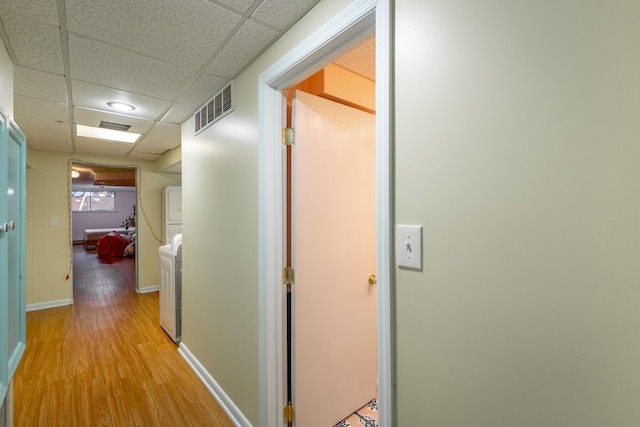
[{"x1": 72, "y1": 191, "x2": 116, "y2": 212}]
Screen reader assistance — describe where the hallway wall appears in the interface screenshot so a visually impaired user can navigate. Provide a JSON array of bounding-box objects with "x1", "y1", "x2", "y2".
[
  {"x1": 180, "y1": 0, "x2": 351, "y2": 423},
  {"x1": 395, "y1": 0, "x2": 640, "y2": 425}
]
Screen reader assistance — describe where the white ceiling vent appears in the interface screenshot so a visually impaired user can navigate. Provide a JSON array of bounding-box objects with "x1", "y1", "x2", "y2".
[
  {"x1": 194, "y1": 80, "x2": 235, "y2": 134},
  {"x1": 99, "y1": 121, "x2": 131, "y2": 132}
]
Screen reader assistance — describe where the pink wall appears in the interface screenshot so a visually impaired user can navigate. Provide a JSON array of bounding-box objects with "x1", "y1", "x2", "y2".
[{"x1": 71, "y1": 190, "x2": 136, "y2": 241}]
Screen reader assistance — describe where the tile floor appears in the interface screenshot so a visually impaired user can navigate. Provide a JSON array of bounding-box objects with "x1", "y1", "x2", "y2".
[{"x1": 335, "y1": 399, "x2": 378, "y2": 427}]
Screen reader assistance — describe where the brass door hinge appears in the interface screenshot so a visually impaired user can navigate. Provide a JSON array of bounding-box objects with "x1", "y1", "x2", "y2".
[
  {"x1": 283, "y1": 403, "x2": 295, "y2": 423},
  {"x1": 283, "y1": 267, "x2": 295, "y2": 285},
  {"x1": 282, "y1": 128, "x2": 295, "y2": 145}
]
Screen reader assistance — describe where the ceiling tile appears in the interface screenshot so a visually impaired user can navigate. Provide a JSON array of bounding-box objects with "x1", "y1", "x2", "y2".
[
  {"x1": 251, "y1": 0, "x2": 320, "y2": 31},
  {"x1": 127, "y1": 151, "x2": 161, "y2": 161},
  {"x1": 162, "y1": 103, "x2": 196, "y2": 125},
  {"x1": 132, "y1": 122, "x2": 182, "y2": 155},
  {"x1": 14, "y1": 67, "x2": 67, "y2": 103},
  {"x1": 74, "y1": 136, "x2": 134, "y2": 156},
  {"x1": 149, "y1": 122, "x2": 181, "y2": 140},
  {"x1": 14, "y1": 115, "x2": 72, "y2": 151},
  {"x1": 213, "y1": 0, "x2": 255, "y2": 14},
  {"x1": 66, "y1": 0, "x2": 241, "y2": 71},
  {"x1": 130, "y1": 134, "x2": 178, "y2": 156},
  {"x1": 0, "y1": 0, "x2": 58, "y2": 26},
  {"x1": 71, "y1": 80, "x2": 171, "y2": 120},
  {"x1": 73, "y1": 107, "x2": 155, "y2": 134},
  {"x1": 0, "y1": 11, "x2": 63, "y2": 73},
  {"x1": 15, "y1": 95, "x2": 69, "y2": 122},
  {"x1": 178, "y1": 74, "x2": 229, "y2": 108},
  {"x1": 26, "y1": 136, "x2": 72, "y2": 152},
  {"x1": 205, "y1": 19, "x2": 279, "y2": 78},
  {"x1": 334, "y1": 36, "x2": 375, "y2": 81},
  {"x1": 68, "y1": 35, "x2": 197, "y2": 101}
]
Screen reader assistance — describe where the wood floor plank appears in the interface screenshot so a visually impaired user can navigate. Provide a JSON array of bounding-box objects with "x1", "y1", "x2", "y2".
[{"x1": 13, "y1": 245, "x2": 234, "y2": 426}]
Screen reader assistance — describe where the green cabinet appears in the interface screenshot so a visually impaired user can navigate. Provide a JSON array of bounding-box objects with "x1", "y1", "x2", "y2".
[{"x1": 0, "y1": 107, "x2": 26, "y2": 404}]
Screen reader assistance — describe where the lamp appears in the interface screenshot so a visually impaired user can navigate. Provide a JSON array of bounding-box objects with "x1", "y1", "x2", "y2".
[{"x1": 107, "y1": 101, "x2": 135, "y2": 112}]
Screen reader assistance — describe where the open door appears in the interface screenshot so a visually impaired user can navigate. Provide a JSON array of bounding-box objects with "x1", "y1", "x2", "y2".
[{"x1": 291, "y1": 90, "x2": 377, "y2": 426}]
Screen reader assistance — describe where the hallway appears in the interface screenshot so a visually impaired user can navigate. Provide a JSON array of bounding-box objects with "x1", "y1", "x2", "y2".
[{"x1": 12, "y1": 245, "x2": 233, "y2": 426}]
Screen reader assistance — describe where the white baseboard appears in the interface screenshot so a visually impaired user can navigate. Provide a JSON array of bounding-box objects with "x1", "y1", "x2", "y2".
[
  {"x1": 137, "y1": 285, "x2": 159, "y2": 294},
  {"x1": 178, "y1": 343, "x2": 252, "y2": 427},
  {"x1": 26, "y1": 298, "x2": 73, "y2": 312}
]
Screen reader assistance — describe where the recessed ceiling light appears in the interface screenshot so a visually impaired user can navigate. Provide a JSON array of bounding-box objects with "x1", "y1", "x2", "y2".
[
  {"x1": 107, "y1": 101, "x2": 135, "y2": 112},
  {"x1": 77, "y1": 124, "x2": 141, "y2": 143}
]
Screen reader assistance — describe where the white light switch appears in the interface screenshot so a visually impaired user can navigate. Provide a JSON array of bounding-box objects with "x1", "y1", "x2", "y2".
[
  {"x1": 49, "y1": 216, "x2": 58, "y2": 226},
  {"x1": 396, "y1": 225, "x2": 422, "y2": 269}
]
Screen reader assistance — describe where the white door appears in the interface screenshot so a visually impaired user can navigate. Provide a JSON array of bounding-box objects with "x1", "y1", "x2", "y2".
[{"x1": 292, "y1": 90, "x2": 377, "y2": 426}]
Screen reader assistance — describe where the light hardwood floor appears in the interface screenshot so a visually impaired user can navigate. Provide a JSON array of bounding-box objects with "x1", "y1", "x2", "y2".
[{"x1": 12, "y1": 245, "x2": 234, "y2": 426}]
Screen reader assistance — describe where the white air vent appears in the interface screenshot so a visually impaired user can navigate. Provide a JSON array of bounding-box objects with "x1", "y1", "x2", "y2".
[
  {"x1": 99, "y1": 121, "x2": 131, "y2": 132},
  {"x1": 194, "y1": 80, "x2": 235, "y2": 134}
]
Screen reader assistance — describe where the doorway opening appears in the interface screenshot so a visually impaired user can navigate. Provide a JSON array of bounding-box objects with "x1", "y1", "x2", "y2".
[
  {"x1": 70, "y1": 162, "x2": 139, "y2": 299},
  {"x1": 258, "y1": 0, "x2": 393, "y2": 426}
]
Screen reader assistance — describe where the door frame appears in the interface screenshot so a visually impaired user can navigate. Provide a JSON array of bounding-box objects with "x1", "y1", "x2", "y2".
[
  {"x1": 257, "y1": 0, "x2": 394, "y2": 425},
  {"x1": 69, "y1": 161, "x2": 140, "y2": 296}
]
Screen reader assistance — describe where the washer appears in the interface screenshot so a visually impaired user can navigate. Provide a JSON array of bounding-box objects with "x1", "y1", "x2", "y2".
[{"x1": 159, "y1": 234, "x2": 182, "y2": 342}]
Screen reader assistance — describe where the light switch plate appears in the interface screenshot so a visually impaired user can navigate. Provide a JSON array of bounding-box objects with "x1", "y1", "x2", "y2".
[{"x1": 396, "y1": 225, "x2": 422, "y2": 269}]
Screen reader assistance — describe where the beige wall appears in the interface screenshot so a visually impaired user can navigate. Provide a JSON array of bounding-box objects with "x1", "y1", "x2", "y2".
[
  {"x1": 0, "y1": 41, "x2": 12, "y2": 117},
  {"x1": 26, "y1": 150, "x2": 181, "y2": 304},
  {"x1": 180, "y1": 0, "x2": 349, "y2": 423},
  {"x1": 396, "y1": 0, "x2": 640, "y2": 425}
]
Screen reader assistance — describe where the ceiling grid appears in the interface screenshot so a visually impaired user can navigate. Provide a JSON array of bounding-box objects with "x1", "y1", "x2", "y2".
[{"x1": 0, "y1": 0, "x2": 372, "y2": 166}]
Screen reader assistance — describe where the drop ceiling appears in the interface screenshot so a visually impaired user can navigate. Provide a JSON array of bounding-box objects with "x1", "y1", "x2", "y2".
[
  {"x1": 0, "y1": 0, "x2": 323, "y2": 164},
  {"x1": 0, "y1": 0, "x2": 374, "y2": 171}
]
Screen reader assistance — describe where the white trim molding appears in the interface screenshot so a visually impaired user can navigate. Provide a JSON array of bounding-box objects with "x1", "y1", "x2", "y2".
[
  {"x1": 257, "y1": 76, "x2": 286, "y2": 426},
  {"x1": 260, "y1": 0, "x2": 376, "y2": 89},
  {"x1": 258, "y1": 0, "x2": 394, "y2": 425},
  {"x1": 374, "y1": 0, "x2": 394, "y2": 425},
  {"x1": 26, "y1": 298, "x2": 73, "y2": 312},
  {"x1": 178, "y1": 343, "x2": 251, "y2": 427},
  {"x1": 136, "y1": 285, "x2": 159, "y2": 294}
]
